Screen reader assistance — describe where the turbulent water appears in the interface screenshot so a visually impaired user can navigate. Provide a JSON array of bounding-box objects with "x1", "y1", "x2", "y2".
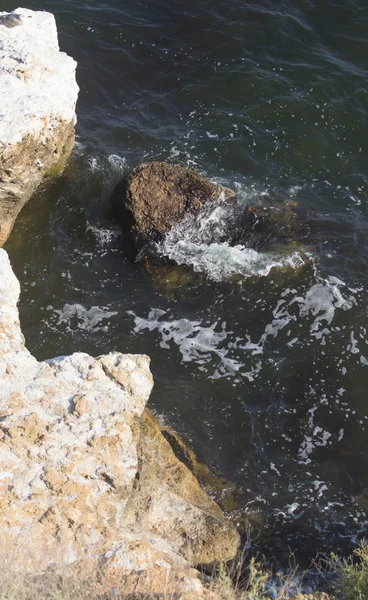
[{"x1": 4, "y1": 0, "x2": 368, "y2": 564}]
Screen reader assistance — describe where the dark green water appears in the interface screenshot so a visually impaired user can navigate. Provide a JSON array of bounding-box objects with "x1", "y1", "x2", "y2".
[{"x1": 3, "y1": 0, "x2": 368, "y2": 564}]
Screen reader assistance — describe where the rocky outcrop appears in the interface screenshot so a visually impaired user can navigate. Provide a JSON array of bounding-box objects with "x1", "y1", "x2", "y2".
[
  {"x1": 111, "y1": 161, "x2": 235, "y2": 259},
  {"x1": 0, "y1": 248, "x2": 239, "y2": 594},
  {"x1": 111, "y1": 162, "x2": 313, "y2": 268},
  {"x1": 129, "y1": 411, "x2": 240, "y2": 566},
  {"x1": 0, "y1": 8, "x2": 78, "y2": 246}
]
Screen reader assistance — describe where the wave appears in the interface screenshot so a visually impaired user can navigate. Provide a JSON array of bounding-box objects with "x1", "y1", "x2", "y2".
[{"x1": 156, "y1": 193, "x2": 307, "y2": 281}]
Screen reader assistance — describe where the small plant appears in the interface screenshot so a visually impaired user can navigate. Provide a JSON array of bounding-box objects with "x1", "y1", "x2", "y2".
[
  {"x1": 244, "y1": 557, "x2": 269, "y2": 599},
  {"x1": 328, "y1": 541, "x2": 368, "y2": 600},
  {"x1": 207, "y1": 553, "x2": 301, "y2": 600},
  {"x1": 208, "y1": 555, "x2": 268, "y2": 600}
]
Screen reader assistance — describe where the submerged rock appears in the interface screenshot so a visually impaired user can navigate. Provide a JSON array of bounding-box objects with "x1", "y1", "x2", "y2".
[
  {"x1": 0, "y1": 8, "x2": 79, "y2": 246},
  {"x1": 111, "y1": 161, "x2": 235, "y2": 259},
  {"x1": 0, "y1": 248, "x2": 239, "y2": 594}
]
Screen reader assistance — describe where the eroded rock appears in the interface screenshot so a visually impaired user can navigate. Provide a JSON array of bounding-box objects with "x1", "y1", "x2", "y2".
[
  {"x1": 0, "y1": 8, "x2": 79, "y2": 246},
  {"x1": 0, "y1": 248, "x2": 240, "y2": 594},
  {"x1": 126, "y1": 411, "x2": 240, "y2": 567},
  {"x1": 111, "y1": 161, "x2": 235, "y2": 259}
]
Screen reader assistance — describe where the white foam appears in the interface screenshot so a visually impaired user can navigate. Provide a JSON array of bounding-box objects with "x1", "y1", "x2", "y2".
[
  {"x1": 87, "y1": 153, "x2": 126, "y2": 178},
  {"x1": 88, "y1": 157, "x2": 99, "y2": 172},
  {"x1": 291, "y1": 276, "x2": 357, "y2": 336},
  {"x1": 55, "y1": 304, "x2": 117, "y2": 332},
  {"x1": 298, "y1": 427, "x2": 332, "y2": 465},
  {"x1": 129, "y1": 274, "x2": 362, "y2": 380},
  {"x1": 158, "y1": 198, "x2": 305, "y2": 282},
  {"x1": 86, "y1": 222, "x2": 120, "y2": 248},
  {"x1": 108, "y1": 154, "x2": 126, "y2": 170},
  {"x1": 128, "y1": 309, "x2": 242, "y2": 378},
  {"x1": 348, "y1": 331, "x2": 360, "y2": 354},
  {"x1": 161, "y1": 239, "x2": 304, "y2": 282}
]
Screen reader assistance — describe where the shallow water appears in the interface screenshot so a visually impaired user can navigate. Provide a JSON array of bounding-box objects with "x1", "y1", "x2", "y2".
[{"x1": 4, "y1": 0, "x2": 368, "y2": 564}]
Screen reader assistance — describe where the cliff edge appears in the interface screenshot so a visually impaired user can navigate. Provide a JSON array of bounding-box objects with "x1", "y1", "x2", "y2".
[
  {"x1": 0, "y1": 8, "x2": 79, "y2": 246},
  {"x1": 0, "y1": 248, "x2": 239, "y2": 594}
]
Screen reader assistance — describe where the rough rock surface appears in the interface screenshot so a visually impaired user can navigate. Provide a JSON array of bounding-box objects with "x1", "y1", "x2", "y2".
[
  {"x1": 0, "y1": 248, "x2": 239, "y2": 594},
  {"x1": 111, "y1": 161, "x2": 235, "y2": 258},
  {"x1": 0, "y1": 8, "x2": 78, "y2": 246}
]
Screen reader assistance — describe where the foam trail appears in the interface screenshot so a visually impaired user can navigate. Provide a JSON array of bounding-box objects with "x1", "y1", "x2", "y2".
[
  {"x1": 157, "y1": 197, "x2": 305, "y2": 281},
  {"x1": 129, "y1": 275, "x2": 361, "y2": 380},
  {"x1": 161, "y1": 239, "x2": 304, "y2": 282},
  {"x1": 86, "y1": 222, "x2": 120, "y2": 248},
  {"x1": 55, "y1": 304, "x2": 117, "y2": 332},
  {"x1": 128, "y1": 308, "x2": 242, "y2": 377}
]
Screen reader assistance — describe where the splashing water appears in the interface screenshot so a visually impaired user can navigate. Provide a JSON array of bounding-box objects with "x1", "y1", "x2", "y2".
[{"x1": 157, "y1": 196, "x2": 307, "y2": 281}]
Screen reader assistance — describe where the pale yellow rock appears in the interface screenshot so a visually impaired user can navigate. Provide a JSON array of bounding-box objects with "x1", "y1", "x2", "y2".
[
  {"x1": 0, "y1": 248, "x2": 240, "y2": 595},
  {"x1": 0, "y1": 8, "x2": 79, "y2": 246},
  {"x1": 128, "y1": 411, "x2": 240, "y2": 566}
]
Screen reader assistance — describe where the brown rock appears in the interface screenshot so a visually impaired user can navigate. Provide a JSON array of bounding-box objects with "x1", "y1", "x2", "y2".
[
  {"x1": 124, "y1": 410, "x2": 240, "y2": 567},
  {"x1": 111, "y1": 161, "x2": 235, "y2": 259}
]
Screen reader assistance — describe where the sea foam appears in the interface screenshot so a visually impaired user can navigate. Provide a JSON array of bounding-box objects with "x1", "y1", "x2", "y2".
[{"x1": 157, "y1": 194, "x2": 306, "y2": 281}]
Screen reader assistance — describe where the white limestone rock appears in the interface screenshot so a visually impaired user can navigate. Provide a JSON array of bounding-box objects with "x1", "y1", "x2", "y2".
[
  {"x1": 0, "y1": 8, "x2": 78, "y2": 145},
  {"x1": 0, "y1": 248, "x2": 240, "y2": 594},
  {"x1": 0, "y1": 8, "x2": 79, "y2": 245},
  {"x1": 0, "y1": 251, "x2": 153, "y2": 562}
]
